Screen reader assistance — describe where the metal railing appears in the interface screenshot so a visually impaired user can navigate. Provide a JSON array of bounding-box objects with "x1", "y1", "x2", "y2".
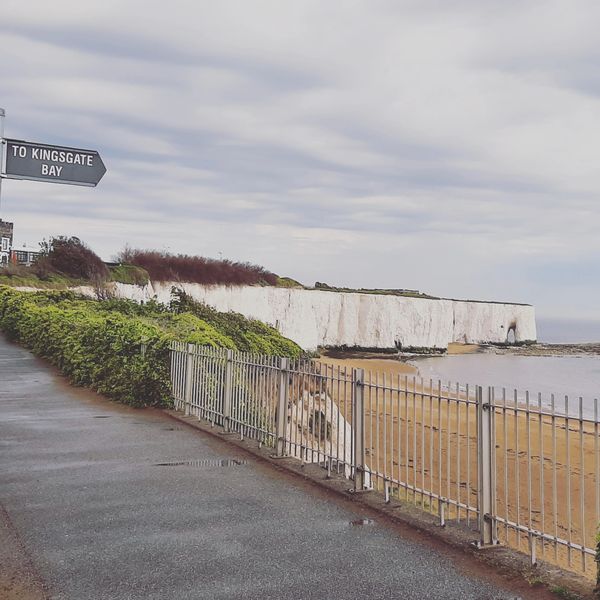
[{"x1": 170, "y1": 342, "x2": 599, "y2": 576}]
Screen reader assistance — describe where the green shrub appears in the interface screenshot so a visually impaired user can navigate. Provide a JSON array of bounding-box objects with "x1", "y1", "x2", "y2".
[
  {"x1": 169, "y1": 288, "x2": 302, "y2": 356},
  {"x1": 0, "y1": 286, "x2": 302, "y2": 409}
]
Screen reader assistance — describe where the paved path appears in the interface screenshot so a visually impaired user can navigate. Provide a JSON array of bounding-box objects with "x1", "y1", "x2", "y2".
[{"x1": 0, "y1": 335, "x2": 538, "y2": 600}]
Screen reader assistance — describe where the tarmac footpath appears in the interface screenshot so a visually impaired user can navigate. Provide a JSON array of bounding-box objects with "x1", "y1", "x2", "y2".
[{"x1": 0, "y1": 334, "x2": 558, "y2": 600}]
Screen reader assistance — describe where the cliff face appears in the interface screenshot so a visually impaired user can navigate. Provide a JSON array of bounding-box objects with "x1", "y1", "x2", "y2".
[{"x1": 112, "y1": 282, "x2": 537, "y2": 352}]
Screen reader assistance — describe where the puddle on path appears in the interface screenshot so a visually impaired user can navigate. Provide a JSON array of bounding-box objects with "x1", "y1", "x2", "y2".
[{"x1": 154, "y1": 458, "x2": 247, "y2": 468}]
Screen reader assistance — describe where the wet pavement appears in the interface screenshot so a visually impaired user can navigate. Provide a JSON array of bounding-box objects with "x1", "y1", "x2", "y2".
[{"x1": 0, "y1": 335, "x2": 536, "y2": 599}]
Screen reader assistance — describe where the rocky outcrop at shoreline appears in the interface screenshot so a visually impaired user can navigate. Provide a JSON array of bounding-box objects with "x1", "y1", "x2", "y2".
[{"x1": 484, "y1": 343, "x2": 600, "y2": 356}]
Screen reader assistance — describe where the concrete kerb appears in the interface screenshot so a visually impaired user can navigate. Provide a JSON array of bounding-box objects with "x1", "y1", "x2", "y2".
[{"x1": 162, "y1": 408, "x2": 595, "y2": 600}]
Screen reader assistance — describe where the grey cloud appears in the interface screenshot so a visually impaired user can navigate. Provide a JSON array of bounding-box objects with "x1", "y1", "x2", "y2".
[{"x1": 1, "y1": 1, "x2": 600, "y2": 318}]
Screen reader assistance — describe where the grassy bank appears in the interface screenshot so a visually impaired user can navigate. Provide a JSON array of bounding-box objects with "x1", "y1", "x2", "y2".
[
  {"x1": 0, "y1": 287, "x2": 301, "y2": 408},
  {"x1": 0, "y1": 264, "x2": 150, "y2": 288}
]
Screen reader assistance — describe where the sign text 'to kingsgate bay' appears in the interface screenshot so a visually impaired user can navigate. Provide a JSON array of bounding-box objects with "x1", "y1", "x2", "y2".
[{"x1": 2, "y1": 139, "x2": 106, "y2": 187}]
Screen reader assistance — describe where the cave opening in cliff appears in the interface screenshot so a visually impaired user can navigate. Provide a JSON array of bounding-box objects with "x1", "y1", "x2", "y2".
[{"x1": 506, "y1": 325, "x2": 516, "y2": 344}]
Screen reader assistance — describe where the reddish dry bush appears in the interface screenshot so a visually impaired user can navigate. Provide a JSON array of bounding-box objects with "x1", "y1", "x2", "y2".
[
  {"x1": 118, "y1": 248, "x2": 277, "y2": 286},
  {"x1": 43, "y1": 236, "x2": 109, "y2": 281}
]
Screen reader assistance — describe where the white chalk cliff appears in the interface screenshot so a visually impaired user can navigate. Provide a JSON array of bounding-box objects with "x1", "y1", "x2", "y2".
[{"x1": 110, "y1": 281, "x2": 537, "y2": 352}]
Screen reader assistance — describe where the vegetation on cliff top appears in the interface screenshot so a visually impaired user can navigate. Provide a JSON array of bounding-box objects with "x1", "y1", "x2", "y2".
[
  {"x1": 0, "y1": 234, "x2": 451, "y2": 300},
  {"x1": 0, "y1": 236, "x2": 291, "y2": 288},
  {"x1": 119, "y1": 248, "x2": 278, "y2": 286}
]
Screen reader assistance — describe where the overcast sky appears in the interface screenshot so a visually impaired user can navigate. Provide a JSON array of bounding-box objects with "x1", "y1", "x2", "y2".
[{"x1": 1, "y1": 1, "x2": 599, "y2": 319}]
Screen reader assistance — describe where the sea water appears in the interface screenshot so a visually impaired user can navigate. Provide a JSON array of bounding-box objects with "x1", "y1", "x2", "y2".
[
  {"x1": 411, "y1": 319, "x2": 600, "y2": 418},
  {"x1": 537, "y1": 317, "x2": 600, "y2": 344}
]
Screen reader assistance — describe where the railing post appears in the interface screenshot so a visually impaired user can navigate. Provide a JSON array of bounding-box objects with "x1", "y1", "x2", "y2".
[
  {"x1": 222, "y1": 349, "x2": 233, "y2": 431},
  {"x1": 477, "y1": 385, "x2": 497, "y2": 546},
  {"x1": 275, "y1": 357, "x2": 289, "y2": 456},
  {"x1": 183, "y1": 343, "x2": 195, "y2": 416},
  {"x1": 353, "y1": 368, "x2": 367, "y2": 491},
  {"x1": 170, "y1": 342, "x2": 177, "y2": 409}
]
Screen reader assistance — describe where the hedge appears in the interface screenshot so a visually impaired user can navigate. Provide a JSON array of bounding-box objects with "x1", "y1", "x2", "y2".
[{"x1": 0, "y1": 287, "x2": 302, "y2": 408}]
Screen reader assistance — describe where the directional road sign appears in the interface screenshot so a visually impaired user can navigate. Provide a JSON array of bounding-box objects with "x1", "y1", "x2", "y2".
[{"x1": 1, "y1": 138, "x2": 106, "y2": 187}]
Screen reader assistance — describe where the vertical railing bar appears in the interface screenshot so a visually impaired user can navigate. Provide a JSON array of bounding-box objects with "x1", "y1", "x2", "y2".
[
  {"x1": 438, "y1": 380, "x2": 443, "y2": 517},
  {"x1": 595, "y1": 398, "x2": 599, "y2": 533},
  {"x1": 230, "y1": 351, "x2": 238, "y2": 431},
  {"x1": 390, "y1": 372, "x2": 395, "y2": 498},
  {"x1": 288, "y1": 357, "x2": 294, "y2": 449},
  {"x1": 317, "y1": 363, "x2": 324, "y2": 463},
  {"x1": 503, "y1": 388, "x2": 508, "y2": 543},
  {"x1": 566, "y1": 395, "x2": 572, "y2": 567},
  {"x1": 269, "y1": 355, "x2": 277, "y2": 441},
  {"x1": 456, "y1": 381, "x2": 461, "y2": 522},
  {"x1": 514, "y1": 389, "x2": 520, "y2": 549},
  {"x1": 263, "y1": 356, "x2": 269, "y2": 441},
  {"x1": 446, "y1": 380, "x2": 451, "y2": 507},
  {"x1": 217, "y1": 349, "x2": 224, "y2": 422},
  {"x1": 237, "y1": 352, "x2": 245, "y2": 437},
  {"x1": 293, "y1": 361, "x2": 301, "y2": 456},
  {"x1": 538, "y1": 391, "x2": 545, "y2": 559},
  {"x1": 248, "y1": 352, "x2": 255, "y2": 435},
  {"x1": 212, "y1": 350, "x2": 218, "y2": 422},
  {"x1": 313, "y1": 364, "x2": 327, "y2": 463},
  {"x1": 526, "y1": 390, "x2": 532, "y2": 539},
  {"x1": 466, "y1": 382, "x2": 471, "y2": 525},
  {"x1": 336, "y1": 365, "x2": 341, "y2": 473},
  {"x1": 254, "y1": 352, "x2": 265, "y2": 436},
  {"x1": 321, "y1": 364, "x2": 328, "y2": 465},
  {"x1": 420, "y1": 377, "x2": 425, "y2": 510},
  {"x1": 183, "y1": 343, "x2": 194, "y2": 416},
  {"x1": 210, "y1": 348, "x2": 216, "y2": 419},
  {"x1": 329, "y1": 363, "x2": 335, "y2": 464},
  {"x1": 234, "y1": 351, "x2": 241, "y2": 433},
  {"x1": 405, "y1": 375, "x2": 409, "y2": 502},
  {"x1": 191, "y1": 346, "x2": 198, "y2": 417},
  {"x1": 397, "y1": 373, "x2": 402, "y2": 499},
  {"x1": 429, "y1": 378, "x2": 434, "y2": 514},
  {"x1": 252, "y1": 355, "x2": 260, "y2": 437},
  {"x1": 579, "y1": 396, "x2": 586, "y2": 572},
  {"x1": 412, "y1": 376, "x2": 417, "y2": 506},
  {"x1": 491, "y1": 387, "x2": 497, "y2": 536},
  {"x1": 251, "y1": 353, "x2": 259, "y2": 436},
  {"x1": 199, "y1": 348, "x2": 206, "y2": 419},
  {"x1": 198, "y1": 348, "x2": 205, "y2": 420},
  {"x1": 353, "y1": 367, "x2": 366, "y2": 490},
  {"x1": 301, "y1": 361, "x2": 307, "y2": 460},
  {"x1": 242, "y1": 352, "x2": 251, "y2": 438},
  {"x1": 342, "y1": 364, "x2": 347, "y2": 473},
  {"x1": 229, "y1": 351, "x2": 236, "y2": 430},
  {"x1": 369, "y1": 370, "x2": 374, "y2": 480},
  {"x1": 247, "y1": 352, "x2": 254, "y2": 435},
  {"x1": 551, "y1": 393, "x2": 558, "y2": 561},
  {"x1": 199, "y1": 347, "x2": 206, "y2": 420},
  {"x1": 375, "y1": 371, "x2": 380, "y2": 487},
  {"x1": 275, "y1": 356, "x2": 289, "y2": 456},
  {"x1": 383, "y1": 372, "x2": 388, "y2": 489}
]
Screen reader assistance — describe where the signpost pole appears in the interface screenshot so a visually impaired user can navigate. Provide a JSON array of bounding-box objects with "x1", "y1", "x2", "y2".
[{"x1": 0, "y1": 108, "x2": 5, "y2": 214}]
